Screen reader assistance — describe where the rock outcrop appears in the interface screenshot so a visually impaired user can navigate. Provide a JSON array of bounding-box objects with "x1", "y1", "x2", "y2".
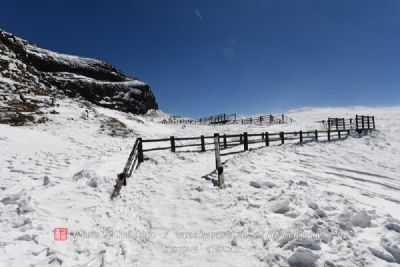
[{"x1": 0, "y1": 28, "x2": 157, "y2": 125}]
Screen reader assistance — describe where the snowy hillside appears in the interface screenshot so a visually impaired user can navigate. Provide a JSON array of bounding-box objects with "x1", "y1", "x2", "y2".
[{"x1": 1, "y1": 101, "x2": 400, "y2": 266}]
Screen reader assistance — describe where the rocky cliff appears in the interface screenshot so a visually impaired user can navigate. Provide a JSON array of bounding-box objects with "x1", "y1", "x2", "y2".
[{"x1": 0, "y1": 28, "x2": 158, "y2": 125}]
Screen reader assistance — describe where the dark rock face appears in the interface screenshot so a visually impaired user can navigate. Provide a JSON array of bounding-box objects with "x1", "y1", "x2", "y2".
[{"x1": 0, "y1": 28, "x2": 158, "y2": 116}]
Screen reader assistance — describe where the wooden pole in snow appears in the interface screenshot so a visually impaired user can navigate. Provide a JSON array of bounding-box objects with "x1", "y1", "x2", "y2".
[
  {"x1": 243, "y1": 132, "x2": 248, "y2": 151},
  {"x1": 170, "y1": 136, "x2": 175, "y2": 152},
  {"x1": 200, "y1": 135, "x2": 205, "y2": 152},
  {"x1": 299, "y1": 131, "x2": 303, "y2": 144},
  {"x1": 214, "y1": 134, "x2": 225, "y2": 188}
]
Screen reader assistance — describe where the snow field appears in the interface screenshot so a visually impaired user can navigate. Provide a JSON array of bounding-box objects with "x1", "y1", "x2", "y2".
[{"x1": 1, "y1": 101, "x2": 400, "y2": 266}]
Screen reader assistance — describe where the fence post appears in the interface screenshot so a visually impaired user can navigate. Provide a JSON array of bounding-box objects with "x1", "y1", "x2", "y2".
[
  {"x1": 201, "y1": 135, "x2": 205, "y2": 152},
  {"x1": 214, "y1": 133, "x2": 219, "y2": 161},
  {"x1": 240, "y1": 134, "x2": 243, "y2": 144},
  {"x1": 372, "y1": 116, "x2": 375, "y2": 130},
  {"x1": 328, "y1": 130, "x2": 331, "y2": 141},
  {"x1": 328, "y1": 117, "x2": 331, "y2": 131},
  {"x1": 223, "y1": 134, "x2": 227, "y2": 149},
  {"x1": 265, "y1": 132, "x2": 269, "y2": 146},
  {"x1": 270, "y1": 115, "x2": 273, "y2": 124},
  {"x1": 367, "y1": 116, "x2": 370, "y2": 129},
  {"x1": 137, "y1": 138, "x2": 144, "y2": 163},
  {"x1": 214, "y1": 134, "x2": 225, "y2": 188},
  {"x1": 282, "y1": 114, "x2": 284, "y2": 123},
  {"x1": 243, "y1": 132, "x2": 248, "y2": 151},
  {"x1": 350, "y1": 118, "x2": 353, "y2": 128},
  {"x1": 261, "y1": 132, "x2": 264, "y2": 141},
  {"x1": 299, "y1": 131, "x2": 303, "y2": 144},
  {"x1": 280, "y1": 132, "x2": 284, "y2": 144},
  {"x1": 170, "y1": 136, "x2": 175, "y2": 152},
  {"x1": 335, "y1": 118, "x2": 338, "y2": 130},
  {"x1": 260, "y1": 116, "x2": 262, "y2": 123},
  {"x1": 356, "y1": 115, "x2": 359, "y2": 130},
  {"x1": 362, "y1": 116, "x2": 365, "y2": 129},
  {"x1": 315, "y1": 130, "x2": 318, "y2": 141},
  {"x1": 338, "y1": 130, "x2": 341, "y2": 139}
]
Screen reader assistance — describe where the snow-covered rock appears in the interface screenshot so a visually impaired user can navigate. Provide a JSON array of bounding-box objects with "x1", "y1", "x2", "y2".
[
  {"x1": 0, "y1": 27, "x2": 158, "y2": 126},
  {"x1": 287, "y1": 248, "x2": 319, "y2": 267},
  {"x1": 272, "y1": 199, "x2": 291, "y2": 214},
  {"x1": 350, "y1": 211, "x2": 371, "y2": 228}
]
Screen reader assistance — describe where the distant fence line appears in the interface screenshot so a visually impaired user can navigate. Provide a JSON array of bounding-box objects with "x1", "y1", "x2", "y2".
[
  {"x1": 160, "y1": 113, "x2": 294, "y2": 125},
  {"x1": 111, "y1": 115, "x2": 375, "y2": 198}
]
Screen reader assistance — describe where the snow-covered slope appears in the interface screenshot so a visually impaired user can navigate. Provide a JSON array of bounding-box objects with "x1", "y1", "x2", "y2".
[
  {"x1": 0, "y1": 27, "x2": 158, "y2": 124},
  {"x1": 1, "y1": 102, "x2": 400, "y2": 267}
]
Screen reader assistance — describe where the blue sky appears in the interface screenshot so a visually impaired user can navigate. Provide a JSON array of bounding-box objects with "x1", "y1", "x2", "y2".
[{"x1": 1, "y1": 0, "x2": 400, "y2": 117}]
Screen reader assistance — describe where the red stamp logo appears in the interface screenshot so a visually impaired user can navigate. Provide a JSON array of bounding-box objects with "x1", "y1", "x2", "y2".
[{"x1": 53, "y1": 228, "x2": 68, "y2": 241}]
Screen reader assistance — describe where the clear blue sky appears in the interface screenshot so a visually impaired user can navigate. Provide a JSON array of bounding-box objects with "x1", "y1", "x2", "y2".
[{"x1": 1, "y1": 0, "x2": 400, "y2": 117}]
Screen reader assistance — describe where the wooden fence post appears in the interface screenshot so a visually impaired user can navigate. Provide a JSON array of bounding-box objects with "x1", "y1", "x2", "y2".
[
  {"x1": 170, "y1": 136, "x2": 175, "y2": 152},
  {"x1": 223, "y1": 134, "x2": 227, "y2": 149},
  {"x1": 137, "y1": 138, "x2": 144, "y2": 163},
  {"x1": 214, "y1": 134, "x2": 225, "y2": 188},
  {"x1": 315, "y1": 130, "x2": 318, "y2": 141},
  {"x1": 372, "y1": 116, "x2": 375, "y2": 130},
  {"x1": 299, "y1": 131, "x2": 303, "y2": 144},
  {"x1": 362, "y1": 116, "x2": 365, "y2": 129},
  {"x1": 270, "y1": 115, "x2": 273, "y2": 124},
  {"x1": 240, "y1": 134, "x2": 243, "y2": 144},
  {"x1": 328, "y1": 130, "x2": 331, "y2": 141},
  {"x1": 260, "y1": 116, "x2": 262, "y2": 123},
  {"x1": 265, "y1": 132, "x2": 269, "y2": 146},
  {"x1": 262, "y1": 132, "x2": 265, "y2": 140},
  {"x1": 335, "y1": 118, "x2": 338, "y2": 130},
  {"x1": 200, "y1": 135, "x2": 205, "y2": 152},
  {"x1": 243, "y1": 132, "x2": 248, "y2": 151},
  {"x1": 214, "y1": 133, "x2": 219, "y2": 160},
  {"x1": 280, "y1": 132, "x2": 284, "y2": 144},
  {"x1": 367, "y1": 116, "x2": 370, "y2": 129},
  {"x1": 328, "y1": 117, "x2": 331, "y2": 131},
  {"x1": 355, "y1": 115, "x2": 359, "y2": 130},
  {"x1": 282, "y1": 114, "x2": 284, "y2": 123},
  {"x1": 338, "y1": 130, "x2": 341, "y2": 139}
]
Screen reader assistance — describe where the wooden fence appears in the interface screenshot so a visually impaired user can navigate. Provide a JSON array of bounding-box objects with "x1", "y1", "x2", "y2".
[
  {"x1": 239, "y1": 114, "x2": 294, "y2": 124},
  {"x1": 111, "y1": 114, "x2": 375, "y2": 198},
  {"x1": 160, "y1": 113, "x2": 294, "y2": 125},
  {"x1": 322, "y1": 115, "x2": 375, "y2": 131}
]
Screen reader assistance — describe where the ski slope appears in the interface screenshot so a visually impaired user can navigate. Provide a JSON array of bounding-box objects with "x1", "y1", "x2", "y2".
[{"x1": 1, "y1": 100, "x2": 400, "y2": 267}]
